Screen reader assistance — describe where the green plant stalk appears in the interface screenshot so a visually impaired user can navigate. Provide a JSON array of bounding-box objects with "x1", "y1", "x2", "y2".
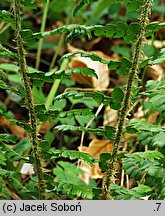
[
  {"x1": 45, "y1": 58, "x2": 69, "y2": 110},
  {"x1": 102, "y1": 0, "x2": 152, "y2": 200},
  {"x1": 35, "y1": 0, "x2": 50, "y2": 69},
  {"x1": 49, "y1": 17, "x2": 70, "y2": 71},
  {"x1": 49, "y1": 33, "x2": 65, "y2": 71},
  {"x1": 14, "y1": 0, "x2": 45, "y2": 199},
  {"x1": 36, "y1": 59, "x2": 68, "y2": 142}
]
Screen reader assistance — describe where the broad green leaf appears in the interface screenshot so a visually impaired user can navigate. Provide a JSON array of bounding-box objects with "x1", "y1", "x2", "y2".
[
  {"x1": 112, "y1": 87, "x2": 124, "y2": 102},
  {"x1": 111, "y1": 87, "x2": 124, "y2": 110},
  {"x1": 111, "y1": 46, "x2": 131, "y2": 59}
]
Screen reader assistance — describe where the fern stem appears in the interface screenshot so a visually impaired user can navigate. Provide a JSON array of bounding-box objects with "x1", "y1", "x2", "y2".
[
  {"x1": 45, "y1": 59, "x2": 69, "y2": 110},
  {"x1": 102, "y1": 0, "x2": 152, "y2": 199},
  {"x1": 35, "y1": 0, "x2": 50, "y2": 69},
  {"x1": 49, "y1": 33, "x2": 65, "y2": 71},
  {"x1": 14, "y1": 0, "x2": 45, "y2": 199},
  {"x1": 49, "y1": 17, "x2": 69, "y2": 71}
]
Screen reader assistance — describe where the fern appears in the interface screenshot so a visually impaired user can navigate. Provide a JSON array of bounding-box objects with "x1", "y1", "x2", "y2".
[
  {"x1": 55, "y1": 182, "x2": 93, "y2": 199},
  {"x1": 35, "y1": 105, "x2": 95, "y2": 122},
  {"x1": 0, "y1": 80, "x2": 20, "y2": 95},
  {"x1": 53, "y1": 67, "x2": 98, "y2": 79},
  {"x1": 0, "y1": 44, "x2": 19, "y2": 61},
  {"x1": 0, "y1": 169, "x2": 35, "y2": 199},
  {"x1": 28, "y1": 67, "x2": 98, "y2": 83},
  {"x1": 73, "y1": 0, "x2": 93, "y2": 16},
  {"x1": 32, "y1": 22, "x2": 165, "y2": 43},
  {"x1": 129, "y1": 119, "x2": 165, "y2": 133},
  {"x1": 52, "y1": 161, "x2": 93, "y2": 199},
  {"x1": 0, "y1": 102, "x2": 31, "y2": 132},
  {"x1": 0, "y1": 0, "x2": 164, "y2": 201},
  {"x1": 0, "y1": 142, "x2": 27, "y2": 162},
  {"x1": 145, "y1": 176, "x2": 165, "y2": 199},
  {"x1": 55, "y1": 90, "x2": 111, "y2": 105},
  {"x1": 54, "y1": 124, "x2": 115, "y2": 138},
  {"x1": 122, "y1": 151, "x2": 164, "y2": 180},
  {"x1": 127, "y1": 119, "x2": 165, "y2": 147},
  {"x1": 110, "y1": 184, "x2": 152, "y2": 200},
  {"x1": 49, "y1": 149, "x2": 94, "y2": 166},
  {"x1": 122, "y1": 150, "x2": 165, "y2": 199},
  {"x1": 141, "y1": 80, "x2": 165, "y2": 115},
  {"x1": 21, "y1": 0, "x2": 37, "y2": 9},
  {"x1": 0, "y1": 134, "x2": 17, "y2": 143},
  {"x1": 62, "y1": 51, "x2": 109, "y2": 64},
  {"x1": 0, "y1": 10, "x2": 15, "y2": 27},
  {"x1": 33, "y1": 24, "x2": 94, "y2": 41},
  {"x1": 149, "y1": 48, "x2": 165, "y2": 65}
]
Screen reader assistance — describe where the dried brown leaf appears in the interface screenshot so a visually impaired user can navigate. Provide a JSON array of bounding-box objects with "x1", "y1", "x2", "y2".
[
  {"x1": 147, "y1": 65, "x2": 164, "y2": 81},
  {"x1": 68, "y1": 45, "x2": 111, "y2": 90},
  {"x1": 103, "y1": 106, "x2": 118, "y2": 126},
  {"x1": 79, "y1": 139, "x2": 113, "y2": 182},
  {"x1": 0, "y1": 116, "x2": 27, "y2": 140}
]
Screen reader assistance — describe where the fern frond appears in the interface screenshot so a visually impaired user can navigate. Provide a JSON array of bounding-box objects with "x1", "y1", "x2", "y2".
[
  {"x1": 49, "y1": 150, "x2": 93, "y2": 166},
  {"x1": 73, "y1": 0, "x2": 93, "y2": 16},
  {"x1": 62, "y1": 51, "x2": 109, "y2": 64}
]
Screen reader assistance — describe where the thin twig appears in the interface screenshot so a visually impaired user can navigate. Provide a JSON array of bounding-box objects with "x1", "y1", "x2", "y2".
[
  {"x1": 121, "y1": 170, "x2": 125, "y2": 187},
  {"x1": 79, "y1": 103, "x2": 104, "y2": 152},
  {"x1": 0, "y1": 23, "x2": 11, "y2": 35},
  {"x1": 126, "y1": 175, "x2": 129, "y2": 189},
  {"x1": 120, "y1": 142, "x2": 128, "y2": 186},
  {"x1": 139, "y1": 173, "x2": 146, "y2": 185},
  {"x1": 78, "y1": 103, "x2": 104, "y2": 167}
]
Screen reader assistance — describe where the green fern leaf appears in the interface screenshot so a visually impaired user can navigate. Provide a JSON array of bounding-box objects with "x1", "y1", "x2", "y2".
[
  {"x1": 73, "y1": 0, "x2": 93, "y2": 16},
  {"x1": 49, "y1": 149, "x2": 93, "y2": 166},
  {"x1": 0, "y1": 44, "x2": 19, "y2": 61},
  {"x1": 55, "y1": 90, "x2": 111, "y2": 105},
  {"x1": 54, "y1": 67, "x2": 98, "y2": 79}
]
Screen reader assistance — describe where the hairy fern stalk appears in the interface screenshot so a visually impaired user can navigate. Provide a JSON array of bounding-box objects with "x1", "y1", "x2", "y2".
[
  {"x1": 102, "y1": 0, "x2": 152, "y2": 200},
  {"x1": 13, "y1": 0, "x2": 45, "y2": 199}
]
